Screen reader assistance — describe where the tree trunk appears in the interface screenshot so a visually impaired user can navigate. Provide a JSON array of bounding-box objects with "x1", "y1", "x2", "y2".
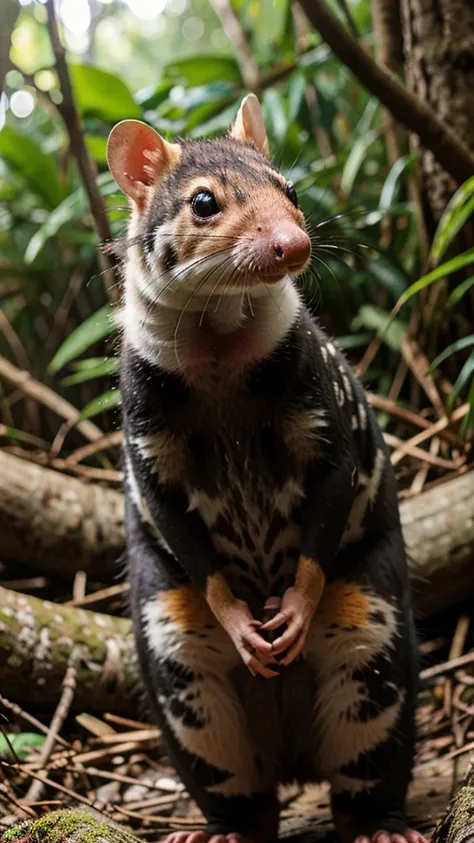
[
  {"x1": 0, "y1": 450, "x2": 124, "y2": 582},
  {"x1": 0, "y1": 585, "x2": 137, "y2": 715},
  {"x1": 400, "y1": 0, "x2": 474, "y2": 223}
]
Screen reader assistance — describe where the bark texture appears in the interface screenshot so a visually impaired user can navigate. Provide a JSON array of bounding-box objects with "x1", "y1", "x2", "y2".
[
  {"x1": 0, "y1": 450, "x2": 124, "y2": 581},
  {"x1": 400, "y1": 0, "x2": 474, "y2": 221},
  {"x1": 430, "y1": 757, "x2": 474, "y2": 843},
  {"x1": 0, "y1": 585, "x2": 137, "y2": 715},
  {"x1": 401, "y1": 472, "x2": 474, "y2": 616},
  {"x1": 1, "y1": 810, "x2": 139, "y2": 843}
]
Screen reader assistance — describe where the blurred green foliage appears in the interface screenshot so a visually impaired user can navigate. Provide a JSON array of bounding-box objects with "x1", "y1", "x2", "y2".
[{"x1": 1, "y1": 0, "x2": 473, "y2": 446}]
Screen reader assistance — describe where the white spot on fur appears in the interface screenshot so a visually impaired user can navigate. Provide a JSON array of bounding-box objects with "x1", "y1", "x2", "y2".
[
  {"x1": 333, "y1": 381, "x2": 345, "y2": 407},
  {"x1": 321, "y1": 347, "x2": 328, "y2": 364},
  {"x1": 352, "y1": 415, "x2": 358, "y2": 430},
  {"x1": 341, "y1": 449, "x2": 385, "y2": 544},
  {"x1": 125, "y1": 451, "x2": 175, "y2": 556},
  {"x1": 274, "y1": 478, "x2": 305, "y2": 517},
  {"x1": 327, "y1": 342, "x2": 337, "y2": 357},
  {"x1": 187, "y1": 489, "x2": 225, "y2": 527},
  {"x1": 358, "y1": 402, "x2": 367, "y2": 430}
]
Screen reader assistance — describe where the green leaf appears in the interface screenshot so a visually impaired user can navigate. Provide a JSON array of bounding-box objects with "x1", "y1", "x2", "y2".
[
  {"x1": 431, "y1": 175, "x2": 474, "y2": 263},
  {"x1": 262, "y1": 89, "x2": 287, "y2": 144},
  {"x1": 0, "y1": 732, "x2": 46, "y2": 761},
  {"x1": 49, "y1": 305, "x2": 114, "y2": 374},
  {"x1": 0, "y1": 426, "x2": 45, "y2": 447},
  {"x1": 448, "y1": 351, "x2": 474, "y2": 411},
  {"x1": 427, "y1": 335, "x2": 474, "y2": 372},
  {"x1": 25, "y1": 172, "x2": 117, "y2": 263},
  {"x1": 0, "y1": 127, "x2": 62, "y2": 210},
  {"x1": 394, "y1": 247, "x2": 474, "y2": 311},
  {"x1": 366, "y1": 256, "x2": 408, "y2": 299},
  {"x1": 379, "y1": 154, "x2": 416, "y2": 211},
  {"x1": 337, "y1": 332, "x2": 373, "y2": 349},
  {"x1": 70, "y1": 64, "x2": 142, "y2": 121},
  {"x1": 61, "y1": 356, "x2": 119, "y2": 386},
  {"x1": 79, "y1": 389, "x2": 121, "y2": 420},
  {"x1": 354, "y1": 305, "x2": 407, "y2": 351},
  {"x1": 287, "y1": 71, "x2": 306, "y2": 123},
  {"x1": 447, "y1": 275, "x2": 474, "y2": 307},
  {"x1": 85, "y1": 135, "x2": 108, "y2": 164},
  {"x1": 461, "y1": 378, "x2": 474, "y2": 436},
  {"x1": 341, "y1": 130, "x2": 378, "y2": 195},
  {"x1": 164, "y1": 56, "x2": 242, "y2": 87}
]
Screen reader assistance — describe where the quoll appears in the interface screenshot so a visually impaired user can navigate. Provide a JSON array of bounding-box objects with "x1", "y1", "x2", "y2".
[{"x1": 107, "y1": 94, "x2": 426, "y2": 843}]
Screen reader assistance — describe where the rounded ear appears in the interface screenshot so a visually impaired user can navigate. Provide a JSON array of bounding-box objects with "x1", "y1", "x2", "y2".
[
  {"x1": 107, "y1": 120, "x2": 181, "y2": 209},
  {"x1": 229, "y1": 94, "x2": 269, "y2": 157}
]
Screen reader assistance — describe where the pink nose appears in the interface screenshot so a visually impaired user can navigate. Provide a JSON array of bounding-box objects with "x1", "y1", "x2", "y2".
[{"x1": 270, "y1": 222, "x2": 311, "y2": 269}]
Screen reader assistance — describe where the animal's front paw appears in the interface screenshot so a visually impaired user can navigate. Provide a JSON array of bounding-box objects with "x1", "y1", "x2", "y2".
[
  {"x1": 218, "y1": 598, "x2": 279, "y2": 678},
  {"x1": 355, "y1": 830, "x2": 429, "y2": 843},
  {"x1": 260, "y1": 587, "x2": 314, "y2": 665}
]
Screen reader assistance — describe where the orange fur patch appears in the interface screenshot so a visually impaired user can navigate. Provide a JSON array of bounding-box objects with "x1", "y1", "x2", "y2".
[
  {"x1": 316, "y1": 580, "x2": 370, "y2": 628},
  {"x1": 295, "y1": 555, "x2": 326, "y2": 608},
  {"x1": 159, "y1": 584, "x2": 215, "y2": 630},
  {"x1": 205, "y1": 571, "x2": 235, "y2": 621}
]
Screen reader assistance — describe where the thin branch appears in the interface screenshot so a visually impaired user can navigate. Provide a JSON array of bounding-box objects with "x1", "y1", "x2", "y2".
[
  {"x1": 0, "y1": 355, "x2": 103, "y2": 444},
  {"x1": 25, "y1": 649, "x2": 80, "y2": 804},
  {"x1": 45, "y1": 0, "x2": 119, "y2": 304},
  {"x1": 208, "y1": 0, "x2": 260, "y2": 90},
  {"x1": 299, "y1": 0, "x2": 474, "y2": 185}
]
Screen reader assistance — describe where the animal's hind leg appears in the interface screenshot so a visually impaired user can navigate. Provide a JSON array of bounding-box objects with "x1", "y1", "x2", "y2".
[
  {"x1": 127, "y1": 504, "x2": 279, "y2": 843},
  {"x1": 304, "y1": 531, "x2": 428, "y2": 843}
]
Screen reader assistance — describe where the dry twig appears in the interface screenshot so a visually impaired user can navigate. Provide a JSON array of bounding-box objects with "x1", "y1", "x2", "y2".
[
  {"x1": 0, "y1": 355, "x2": 103, "y2": 444},
  {"x1": 25, "y1": 650, "x2": 80, "y2": 804}
]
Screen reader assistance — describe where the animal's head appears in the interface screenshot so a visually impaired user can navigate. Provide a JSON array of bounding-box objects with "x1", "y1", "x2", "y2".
[{"x1": 107, "y1": 94, "x2": 311, "y2": 297}]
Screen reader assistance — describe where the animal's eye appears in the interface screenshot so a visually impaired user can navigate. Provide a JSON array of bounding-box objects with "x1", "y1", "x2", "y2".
[
  {"x1": 285, "y1": 181, "x2": 298, "y2": 208},
  {"x1": 191, "y1": 191, "x2": 220, "y2": 219}
]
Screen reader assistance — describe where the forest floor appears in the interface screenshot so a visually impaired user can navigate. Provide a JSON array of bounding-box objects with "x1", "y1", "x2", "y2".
[{"x1": 1, "y1": 591, "x2": 474, "y2": 842}]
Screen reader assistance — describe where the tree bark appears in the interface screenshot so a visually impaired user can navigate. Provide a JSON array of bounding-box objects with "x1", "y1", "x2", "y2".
[
  {"x1": 401, "y1": 471, "x2": 474, "y2": 616},
  {"x1": 0, "y1": 450, "x2": 124, "y2": 582},
  {"x1": 0, "y1": 585, "x2": 137, "y2": 716},
  {"x1": 400, "y1": 0, "x2": 474, "y2": 222},
  {"x1": 430, "y1": 756, "x2": 474, "y2": 843},
  {"x1": 1, "y1": 810, "x2": 140, "y2": 843}
]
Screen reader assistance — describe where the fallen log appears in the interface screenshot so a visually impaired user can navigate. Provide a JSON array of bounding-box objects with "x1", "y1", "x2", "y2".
[
  {"x1": 0, "y1": 450, "x2": 124, "y2": 582},
  {"x1": 0, "y1": 585, "x2": 137, "y2": 716},
  {"x1": 429, "y1": 756, "x2": 474, "y2": 843},
  {"x1": 1, "y1": 810, "x2": 140, "y2": 843},
  {"x1": 1, "y1": 449, "x2": 474, "y2": 616},
  {"x1": 401, "y1": 472, "x2": 474, "y2": 616}
]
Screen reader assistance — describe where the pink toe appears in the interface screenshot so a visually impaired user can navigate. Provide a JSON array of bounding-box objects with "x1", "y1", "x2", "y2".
[
  {"x1": 407, "y1": 831, "x2": 429, "y2": 843},
  {"x1": 391, "y1": 834, "x2": 407, "y2": 843},
  {"x1": 355, "y1": 837, "x2": 371, "y2": 843},
  {"x1": 373, "y1": 833, "x2": 391, "y2": 843}
]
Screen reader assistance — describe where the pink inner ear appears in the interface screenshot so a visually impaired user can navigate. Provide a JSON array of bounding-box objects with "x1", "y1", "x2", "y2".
[{"x1": 125, "y1": 124, "x2": 163, "y2": 188}]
